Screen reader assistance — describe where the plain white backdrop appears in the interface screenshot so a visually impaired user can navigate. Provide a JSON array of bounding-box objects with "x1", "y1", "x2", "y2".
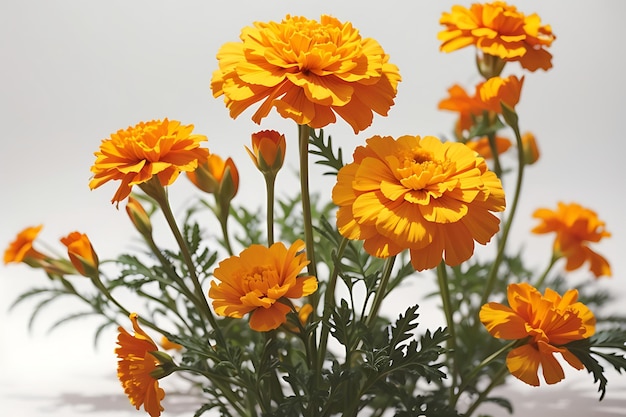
[{"x1": 1, "y1": 1, "x2": 625, "y2": 416}]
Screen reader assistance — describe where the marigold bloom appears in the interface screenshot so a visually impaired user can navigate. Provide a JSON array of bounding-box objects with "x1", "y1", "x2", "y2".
[
  {"x1": 480, "y1": 283, "x2": 595, "y2": 386},
  {"x1": 332, "y1": 135, "x2": 506, "y2": 271},
  {"x1": 116, "y1": 313, "x2": 166, "y2": 417},
  {"x1": 477, "y1": 75, "x2": 524, "y2": 112},
  {"x1": 211, "y1": 14, "x2": 401, "y2": 134},
  {"x1": 465, "y1": 136, "x2": 512, "y2": 159},
  {"x1": 209, "y1": 240, "x2": 318, "y2": 332},
  {"x1": 438, "y1": 2, "x2": 556, "y2": 72},
  {"x1": 60, "y1": 231, "x2": 99, "y2": 278},
  {"x1": 439, "y1": 76, "x2": 523, "y2": 131},
  {"x1": 532, "y1": 202, "x2": 611, "y2": 278},
  {"x1": 246, "y1": 130, "x2": 287, "y2": 176},
  {"x1": 4, "y1": 225, "x2": 47, "y2": 264},
  {"x1": 90, "y1": 119, "x2": 210, "y2": 205}
]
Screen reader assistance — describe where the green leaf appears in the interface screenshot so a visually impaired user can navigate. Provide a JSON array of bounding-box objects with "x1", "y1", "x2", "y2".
[{"x1": 308, "y1": 128, "x2": 344, "y2": 175}]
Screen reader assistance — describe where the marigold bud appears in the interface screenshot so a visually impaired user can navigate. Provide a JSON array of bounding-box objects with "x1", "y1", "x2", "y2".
[
  {"x1": 522, "y1": 132, "x2": 540, "y2": 165},
  {"x1": 126, "y1": 196, "x2": 153, "y2": 236},
  {"x1": 60, "y1": 231, "x2": 99, "y2": 278},
  {"x1": 246, "y1": 130, "x2": 286, "y2": 177},
  {"x1": 187, "y1": 154, "x2": 239, "y2": 200}
]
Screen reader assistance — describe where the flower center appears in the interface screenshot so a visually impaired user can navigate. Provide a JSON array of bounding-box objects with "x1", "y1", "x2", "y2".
[
  {"x1": 242, "y1": 265, "x2": 279, "y2": 293},
  {"x1": 396, "y1": 148, "x2": 453, "y2": 193}
]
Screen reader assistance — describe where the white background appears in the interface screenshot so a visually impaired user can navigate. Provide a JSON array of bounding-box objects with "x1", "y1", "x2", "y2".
[{"x1": 1, "y1": 1, "x2": 625, "y2": 416}]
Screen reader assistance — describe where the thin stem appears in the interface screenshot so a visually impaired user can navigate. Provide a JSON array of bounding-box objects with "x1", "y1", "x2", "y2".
[
  {"x1": 451, "y1": 339, "x2": 519, "y2": 406},
  {"x1": 365, "y1": 256, "x2": 396, "y2": 328},
  {"x1": 479, "y1": 110, "x2": 526, "y2": 306},
  {"x1": 463, "y1": 364, "x2": 509, "y2": 417},
  {"x1": 533, "y1": 253, "x2": 560, "y2": 289},
  {"x1": 218, "y1": 205, "x2": 234, "y2": 256},
  {"x1": 150, "y1": 183, "x2": 227, "y2": 347},
  {"x1": 318, "y1": 237, "x2": 349, "y2": 367},
  {"x1": 436, "y1": 261, "x2": 458, "y2": 402},
  {"x1": 298, "y1": 124, "x2": 318, "y2": 281},
  {"x1": 265, "y1": 173, "x2": 277, "y2": 246},
  {"x1": 486, "y1": 129, "x2": 502, "y2": 179}
]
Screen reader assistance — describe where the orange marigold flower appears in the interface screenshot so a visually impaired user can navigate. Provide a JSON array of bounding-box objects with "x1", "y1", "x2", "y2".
[
  {"x1": 438, "y1": 2, "x2": 556, "y2": 72},
  {"x1": 4, "y1": 225, "x2": 47, "y2": 264},
  {"x1": 439, "y1": 75, "x2": 523, "y2": 132},
  {"x1": 465, "y1": 136, "x2": 512, "y2": 159},
  {"x1": 211, "y1": 14, "x2": 401, "y2": 134},
  {"x1": 89, "y1": 119, "x2": 210, "y2": 205},
  {"x1": 116, "y1": 313, "x2": 167, "y2": 417},
  {"x1": 60, "y1": 231, "x2": 99, "y2": 278},
  {"x1": 246, "y1": 130, "x2": 287, "y2": 177},
  {"x1": 209, "y1": 240, "x2": 318, "y2": 332},
  {"x1": 332, "y1": 135, "x2": 506, "y2": 271},
  {"x1": 480, "y1": 282, "x2": 595, "y2": 386},
  {"x1": 477, "y1": 75, "x2": 524, "y2": 112},
  {"x1": 532, "y1": 202, "x2": 611, "y2": 278}
]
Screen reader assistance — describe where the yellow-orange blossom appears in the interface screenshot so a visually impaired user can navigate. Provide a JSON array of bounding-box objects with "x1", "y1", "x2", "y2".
[
  {"x1": 333, "y1": 135, "x2": 505, "y2": 271},
  {"x1": 209, "y1": 240, "x2": 318, "y2": 332},
  {"x1": 211, "y1": 14, "x2": 401, "y2": 134},
  {"x1": 480, "y1": 283, "x2": 595, "y2": 386}
]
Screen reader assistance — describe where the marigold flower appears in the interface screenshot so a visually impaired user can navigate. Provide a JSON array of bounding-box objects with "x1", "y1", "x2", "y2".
[
  {"x1": 465, "y1": 136, "x2": 512, "y2": 159},
  {"x1": 246, "y1": 130, "x2": 287, "y2": 177},
  {"x1": 209, "y1": 240, "x2": 318, "y2": 332},
  {"x1": 477, "y1": 75, "x2": 524, "y2": 112},
  {"x1": 438, "y1": 2, "x2": 556, "y2": 72},
  {"x1": 332, "y1": 135, "x2": 506, "y2": 271},
  {"x1": 116, "y1": 313, "x2": 167, "y2": 417},
  {"x1": 89, "y1": 119, "x2": 210, "y2": 205},
  {"x1": 521, "y1": 131, "x2": 540, "y2": 164},
  {"x1": 480, "y1": 282, "x2": 595, "y2": 386},
  {"x1": 439, "y1": 76, "x2": 523, "y2": 131},
  {"x1": 532, "y1": 202, "x2": 611, "y2": 278},
  {"x1": 211, "y1": 14, "x2": 401, "y2": 134},
  {"x1": 4, "y1": 225, "x2": 47, "y2": 264}
]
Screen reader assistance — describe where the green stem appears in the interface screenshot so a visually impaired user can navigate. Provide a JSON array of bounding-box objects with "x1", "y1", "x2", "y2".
[
  {"x1": 533, "y1": 253, "x2": 560, "y2": 289},
  {"x1": 486, "y1": 129, "x2": 502, "y2": 179},
  {"x1": 479, "y1": 109, "x2": 526, "y2": 306},
  {"x1": 317, "y1": 237, "x2": 349, "y2": 367},
  {"x1": 463, "y1": 364, "x2": 509, "y2": 417},
  {"x1": 451, "y1": 339, "x2": 519, "y2": 406},
  {"x1": 298, "y1": 124, "x2": 318, "y2": 282},
  {"x1": 149, "y1": 183, "x2": 227, "y2": 347},
  {"x1": 265, "y1": 173, "x2": 277, "y2": 246},
  {"x1": 365, "y1": 256, "x2": 396, "y2": 328},
  {"x1": 436, "y1": 261, "x2": 458, "y2": 402},
  {"x1": 218, "y1": 204, "x2": 234, "y2": 256}
]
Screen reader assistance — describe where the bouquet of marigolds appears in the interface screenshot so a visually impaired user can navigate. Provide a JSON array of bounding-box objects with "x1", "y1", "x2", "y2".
[{"x1": 5, "y1": 2, "x2": 626, "y2": 417}]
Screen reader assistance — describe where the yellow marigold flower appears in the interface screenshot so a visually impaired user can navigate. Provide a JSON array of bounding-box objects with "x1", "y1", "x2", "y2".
[
  {"x1": 89, "y1": 119, "x2": 210, "y2": 205},
  {"x1": 465, "y1": 136, "x2": 512, "y2": 159},
  {"x1": 4, "y1": 225, "x2": 47, "y2": 264},
  {"x1": 116, "y1": 313, "x2": 167, "y2": 417},
  {"x1": 521, "y1": 131, "x2": 540, "y2": 164},
  {"x1": 332, "y1": 135, "x2": 506, "y2": 271},
  {"x1": 532, "y1": 202, "x2": 611, "y2": 278},
  {"x1": 439, "y1": 76, "x2": 523, "y2": 131},
  {"x1": 477, "y1": 75, "x2": 524, "y2": 112},
  {"x1": 211, "y1": 14, "x2": 401, "y2": 134},
  {"x1": 438, "y1": 2, "x2": 556, "y2": 72},
  {"x1": 246, "y1": 130, "x2": 287, "y2": 176},
  {"x1": 209, "y1": 240, "x2": 318, "y2": 332},
  {"x1": 60, "y1": 231, "x2": 99, "y2": 278},
  {"x1": 480, "y1": 282, "x2": 595, "y2": 386}
]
